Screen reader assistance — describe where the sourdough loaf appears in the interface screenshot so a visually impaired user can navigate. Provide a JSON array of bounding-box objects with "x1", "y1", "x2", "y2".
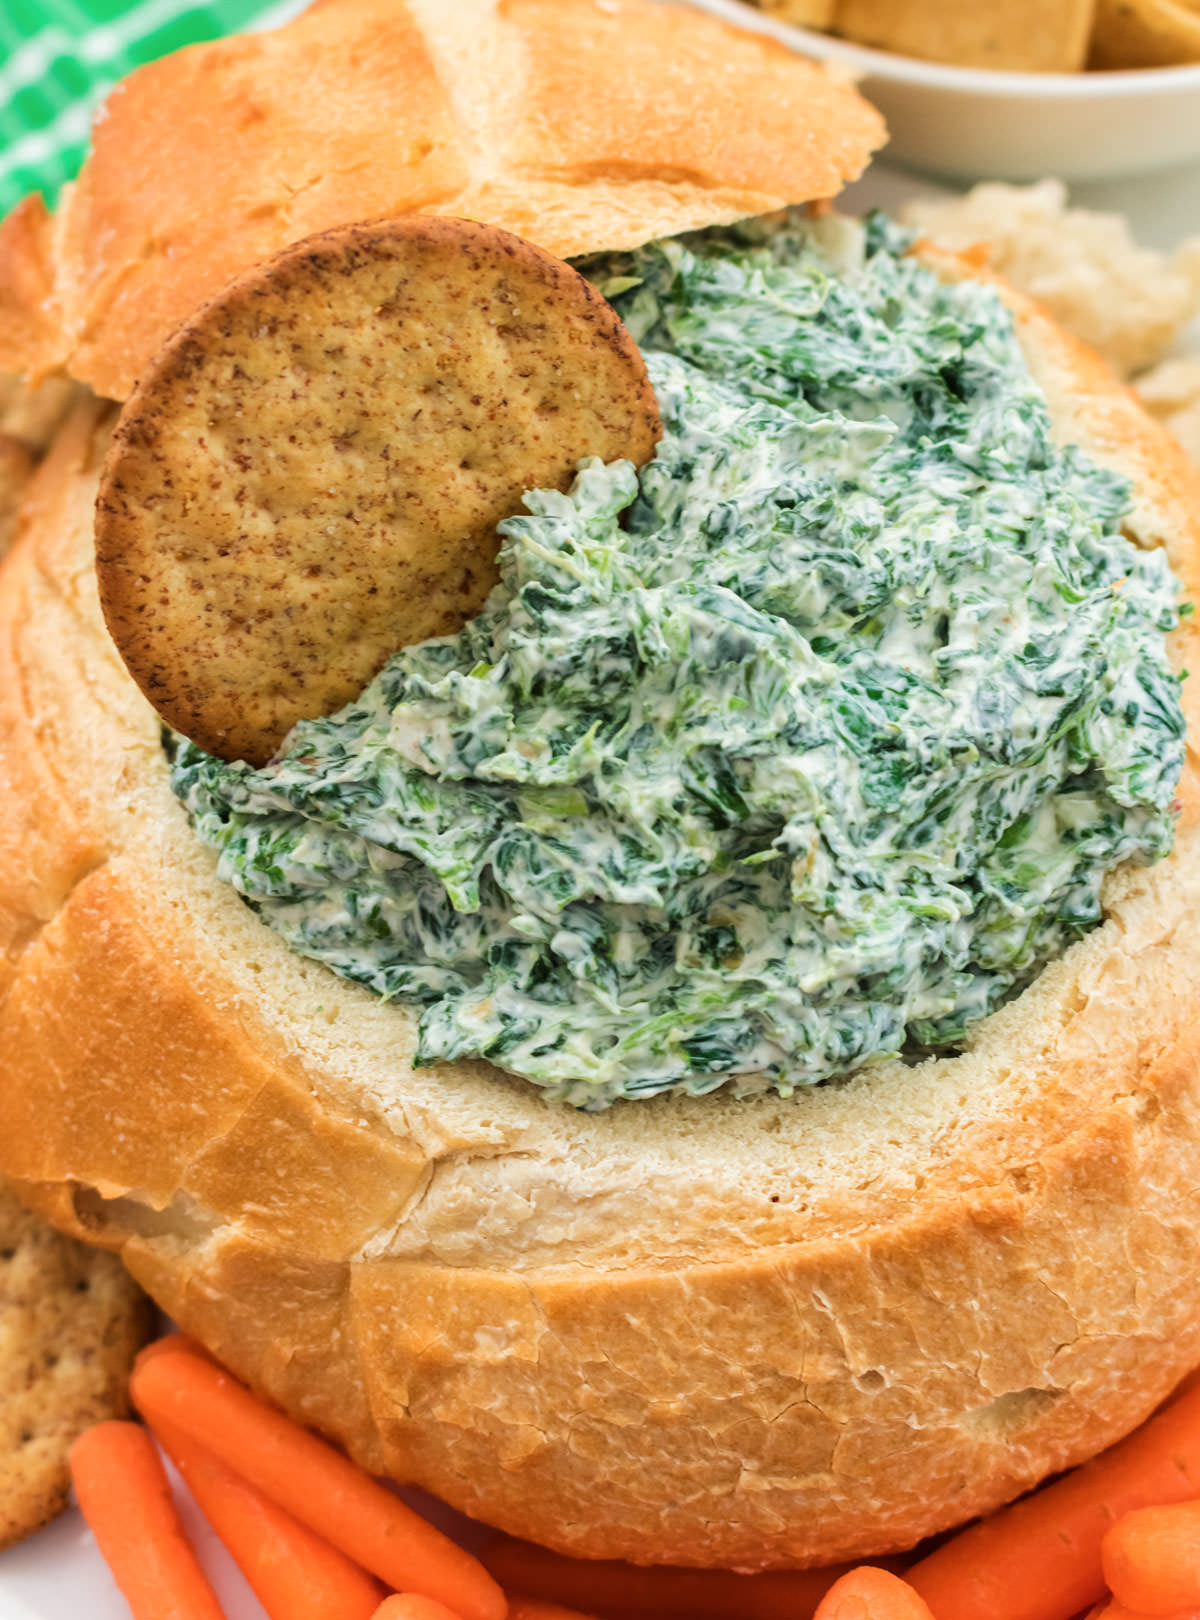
[{"x1": 1, "y1": 269, "x2": 1200, "y2": 1567}]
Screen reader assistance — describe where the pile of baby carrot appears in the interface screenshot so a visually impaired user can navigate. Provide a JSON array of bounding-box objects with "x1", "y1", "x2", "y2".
[{"x1": 70, "y1": 1337, "x2": 1200, "y2": 1620}]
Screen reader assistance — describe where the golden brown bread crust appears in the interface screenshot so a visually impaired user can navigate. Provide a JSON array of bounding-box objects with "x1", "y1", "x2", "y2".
[
  {"x1": 2, "y1": 261, "x2": 1200, "y2": 1568},
  {"x1": 0, "y1": 0, "x2": 884, "y2": 403}
]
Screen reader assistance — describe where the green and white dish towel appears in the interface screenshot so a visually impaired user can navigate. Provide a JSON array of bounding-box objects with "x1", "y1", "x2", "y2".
[{"x1": 0, "y1": 0, "x2": 305, "y2": 219}]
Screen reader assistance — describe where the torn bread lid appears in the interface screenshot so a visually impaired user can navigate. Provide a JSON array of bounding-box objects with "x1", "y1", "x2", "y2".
[{"x1": 0, "y1": 0, "x2": 885, "y2": 403}]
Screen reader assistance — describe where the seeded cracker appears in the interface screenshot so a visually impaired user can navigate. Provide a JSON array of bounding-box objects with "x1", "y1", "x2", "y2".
[
  {"x1": 95, "y1": 217, "x2": 662, "y2": 766},
  {"x1": 0, "y1": 1181, "x2": 151, "y2": 1549}
]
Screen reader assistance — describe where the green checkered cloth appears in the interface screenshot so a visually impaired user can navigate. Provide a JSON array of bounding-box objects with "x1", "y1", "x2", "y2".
[{"x1": 0, "y1": 0, "x2": 305, "y2": 219}]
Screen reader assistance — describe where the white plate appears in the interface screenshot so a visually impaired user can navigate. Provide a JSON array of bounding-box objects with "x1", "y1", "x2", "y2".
[
  {"x1": 0, "y1": 1460, "x2": 270, "y2": 1620},
  {"x1": 0, "y1": 1458, "x2": 487, "y2": 1619}
]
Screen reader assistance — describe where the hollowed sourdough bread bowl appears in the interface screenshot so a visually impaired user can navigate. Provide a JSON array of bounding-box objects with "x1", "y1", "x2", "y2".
[{"x1": 3, "y1": 0, "x2": 1200, "y2": 1575}]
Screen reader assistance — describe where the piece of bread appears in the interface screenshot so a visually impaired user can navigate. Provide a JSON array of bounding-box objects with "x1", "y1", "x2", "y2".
[
  {"x1": 901, "y1": 180, "x2": 1200, "y2": 380},
  {"x1": 2, "y1": 252, "x2": 1200, "y2": 1567},
  {"x1": 1139, "y1": 358, "x2": 1200, "y2": 471},
  {"x1": 0, "y1": 0, "x2": 883, "y2": 404},
  {"x1": 1090, "y1": 0, "x2": 1200, "y2": 68},
  {"x1": 0, "y1": 412, "x2": 151, "y2": 1553}
]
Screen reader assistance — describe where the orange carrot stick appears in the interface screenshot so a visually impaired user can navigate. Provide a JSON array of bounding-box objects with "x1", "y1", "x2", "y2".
[
  {"x1": 130, "y1": 1342, "x2": 506, "y2": 1620},
  {"x1": 153, "y1": 1417, "x2": 385, "y2": 1620},
  {"x1": 507, "y1": 1600, "x2": 604, "y2": 1620},
  {"x1": 1169, "y1": 1369, "x2": 1200, "y2": 1407},
  {"x1": 372, "y1": 1586, "x2": 604, "y2": 1620},
  {"x1": 373, "y1": 1597, "x2": 466, "y2": 1620},
  {"x1": 814, "y1": 1567, "x2": 936, "y2": 1620},
  {"x1": 1091, "y1": 1604, "x2": 1200, "y2": 1620},
  {"x1": 906, "y1": 1380, "x2": 1200, "y2": 1620},
  {"x1": 1103, "y1": 1500, "x2": 1200, "y2": 1614},
  {"x1": 136, "y1": 1334, "x2": 217, "y2": 1368},
  {"x1": 69, "y1": 1420, "x2": 227, "y2": 1620},
  {"x1": 481, "y1": 1532, "x2": 862, "y2": 1620}
]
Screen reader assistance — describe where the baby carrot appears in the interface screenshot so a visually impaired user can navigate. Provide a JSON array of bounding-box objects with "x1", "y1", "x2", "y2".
[
  {"x1": 69, "y1": 1420, "x2": 227, "y2": 1620},
  {"x1": 154, "y1": 1417, "x2": 385, "y2": 1620},
  {"x1": 373, "y1": 1588, "x2": 604, "y2": 1620},
  {"x1": 814, "y1": 1567, "x2": 936, "y2": 1620},
  {"x1": 1103, "y1": 1500, "x2": 1200, "y2": 1613},
  {"x1": 508, "y1": 1600, "x2": 604, "y2": 1620},
  {"x1": 481, "y1": 1531, "x2": 859, "y2": 1620},
  {"x1": 373, "y1": 1597, "x2": 465, "y2": 1620},
  {"x1": 136, "y1": 1334, "x2": 216, "y2": 1368},
  {"x1": 130, "y1": 1342, "x2": 506, "y2": 1620},
  {"x1": 1090, "y1": 1604, "x2": 1200, "y2": 1620},
  {"x1": 1170, "y1": 1369, "x2": 1200, "y2": 1406},
  {"x1": 906, "y1": 1379, "x2": 1200, "y2": 1620}
]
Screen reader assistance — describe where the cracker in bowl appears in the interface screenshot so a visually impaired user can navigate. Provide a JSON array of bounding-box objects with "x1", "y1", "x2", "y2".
[
  {"x1": 1090, "y1": 0, "x2": 1200, "y2": 66},
  {"x1": 834, "y1": 0, "x2": 1097, "y2": 71}
]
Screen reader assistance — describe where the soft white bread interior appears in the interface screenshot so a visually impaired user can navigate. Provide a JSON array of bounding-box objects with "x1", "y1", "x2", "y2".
[
  {"x1": 0, "y1": 0, "x2": 884, "y2": 402},
  {"x1": 1, "y1": 259, "x2": 1200, "y2": 1569}
]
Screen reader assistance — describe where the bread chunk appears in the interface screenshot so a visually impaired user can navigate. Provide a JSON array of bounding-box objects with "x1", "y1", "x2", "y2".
[
  {"x1": 903, "y1": 180, "x2": 1200, "y2": 378},
  {"x1": 1091, "y1": 0, "x2": 1200, "y2": 66}
]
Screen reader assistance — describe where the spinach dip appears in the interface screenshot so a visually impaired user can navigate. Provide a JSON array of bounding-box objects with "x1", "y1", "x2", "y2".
[{"x1": 171, "y1": 213, "x2": 1186, "y2": 1107}]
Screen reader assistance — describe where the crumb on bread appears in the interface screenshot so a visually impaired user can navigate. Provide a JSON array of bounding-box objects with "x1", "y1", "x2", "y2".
[{"x1": 902, "y1": 180, "x2": 1200, "y2": 380}]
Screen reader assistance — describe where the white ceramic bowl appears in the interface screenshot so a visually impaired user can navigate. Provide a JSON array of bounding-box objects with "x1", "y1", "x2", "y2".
[{"x1": 680, "y1": 0, "x2": 1200, "y2": 182}]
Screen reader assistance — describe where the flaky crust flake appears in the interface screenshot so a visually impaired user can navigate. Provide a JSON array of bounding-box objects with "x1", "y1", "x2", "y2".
[{"x1": 2, "y1": 267, "x2": 1200, "y2": 1569}]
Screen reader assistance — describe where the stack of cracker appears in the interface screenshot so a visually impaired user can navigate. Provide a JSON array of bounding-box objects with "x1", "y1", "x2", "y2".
[
  {"x1": 755, "y1": 0, "x2": 1200, "y2": 71},
  {"x1": 0, "y1": 1181, "x2": 150, "y2": 1549}
]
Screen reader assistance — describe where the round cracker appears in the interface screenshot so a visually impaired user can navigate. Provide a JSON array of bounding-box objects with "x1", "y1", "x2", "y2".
[
  {"x1": 95, "y1": 216, "x2": 661, "y2": 766},
  {"x1": 0, "y1": 1181, "x2": 151, "y2": 1550}
]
